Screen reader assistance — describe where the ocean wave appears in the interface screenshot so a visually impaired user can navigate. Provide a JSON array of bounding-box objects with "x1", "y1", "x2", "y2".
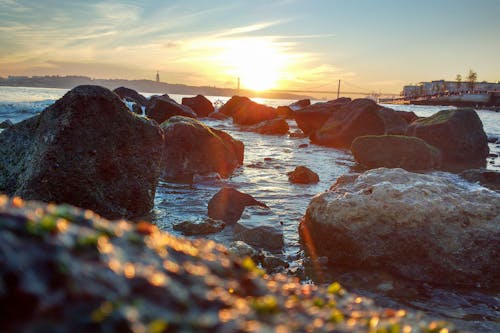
[{"x1": 0, "y1": 100, "x2": 55, "y2": 121}]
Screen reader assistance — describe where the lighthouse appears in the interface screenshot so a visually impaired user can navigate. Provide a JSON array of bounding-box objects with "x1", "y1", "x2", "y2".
[{"x1": 156, "y1": 70, "x2": 160, "y2": 83}]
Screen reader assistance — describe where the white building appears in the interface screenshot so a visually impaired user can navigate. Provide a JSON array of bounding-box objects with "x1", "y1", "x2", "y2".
[{"x1": 402, "y1": 80, "x2": 500, "y2": 98}]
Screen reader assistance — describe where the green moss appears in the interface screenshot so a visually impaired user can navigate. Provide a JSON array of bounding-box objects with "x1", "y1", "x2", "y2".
[
  {"x1": 251, "y1": 295, "x2": 279, "y2": 314},
  {"x1": 415, "y1": 109, "x2": 455, "y2": 126}
]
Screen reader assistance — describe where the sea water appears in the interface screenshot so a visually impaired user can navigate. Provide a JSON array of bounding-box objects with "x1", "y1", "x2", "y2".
[{"x1": 0, "y1": 86, "x2": 499, "y2": 332}]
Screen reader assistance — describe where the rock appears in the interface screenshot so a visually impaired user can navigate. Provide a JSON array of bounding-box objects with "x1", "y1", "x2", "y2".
[
  {"x1": 460, "y1": 168, "x2": 500, "y2": 192},
  {"x1": 406, "y1": 108, "x2": 489, "y2": 170},
  {"x1": 310, "y1": 99, "x2": 386, "y2": 148},
  {"x1": 248, "y1": 118, "x2": 289, "y2": 135},
  {"x1": 289, "y1": 130, "x2": 306, "y2": 138},
  {"x1": 113, "y1": 86, "x2": 148, "y2": 106},
  {"x1": 258, "y1": 251, "x2": 289, "y2": 273},
  {"x1": 0, "y1": 196, "x2": 448, "y2": 332},
  {"x1": 228, "y1": 240, "x2": 259, "y2": 259},
  {"x1": 397, "y1": 111, "x2": 419, "y2": 123},
  {"x1": 298, "y1": 143, "x2": 308, "y2": 148},
  {"x1": 131, "y1": 101, "x2": 143, "y2": 115},
  {"x1": 234, "y1": 224, "x2": 284, "y2": 251},
  {"x1": 351, "y1": 135, "x2": 442, "y2": 171},
  {"x1": 0, "y1": 119, "x2": 13, "y2": 129},
  {"x1": 146, "y1": 95, "x2": 196, "y2": 124},
  {"x1": 0, "y1": 85, "x2": 164, "y2": 219},
  {"x1": 287, "y1": 166, "x2": 320, "y2": 184},
  {"x1": 294, "y1": 98, "x2": 351, "y2": 135},
  {"x1": 377, "y1": 108, "x2": 408, "y2": 135},
  {"x1": 289, "y1": 99, "x2": 311, "y2": 111},
  {"x1": 300, "y1": 168, "x2": 500, "y2": 287},
  {"x1": 207, "y1": 111, "x2": 230, "y2": 120},
  {"x1": 219, "y1": 96, "x2": 277, "y2": 125},
  {"x1": 487, "y1": 136, "x2": 498, "y2": 143},
  {"x1": 208, "y1": 187, "x2": 268, "y2": 224},
  {"x1": 182, "y1": 95, "x2": 214, "y2": 117},
  {"x1": 276, "y1": 106, "x2": 294, "y2": 119},
  {"x1": 173, "y1": 218, "x2": 225, "y2": 235},
  {"x1": 160, "y1": 116, "x2": 243, "y2": 182}
]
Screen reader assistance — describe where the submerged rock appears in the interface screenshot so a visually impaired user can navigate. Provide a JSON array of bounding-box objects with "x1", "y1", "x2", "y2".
[
  {"x1": 146, "y1": 94, "x2": 196, "y2": 124},
  {"x1": 248, "y1": 118, "x2": 289, "y2": 135},
  {"x1": 0, "y1": 119, "x2": 13, "y2": 129},
  {"x1": 173, "y1": 218, "x2": 225, "y2": 235},
  {"x1": 113, "y1": 86, "x2": 148, "y2": 106},
  {"x1": 460, "y1": 168, "x2": 500, "y2": 192},
  {"x1": 287, "y1": 166, "x2": 320, "y2": 184},
  {"x1": 219, "y1": 96, "x2": 277, "y2": 125},
  {"x1": 0, "y1": 85, "x2": 164, "y2": 219},
  {"x1": 300, "y1": 168, "x2": 500, "y2": 288},
  {"x1": 161, "y1": 116, "x2": 243, "y2": 182},
  {"x1": 351, "y1": 135, "x2": 442, "y2": 171},
  {"x1": 181, "y1": 95, "x2": 214, "y2": 117},
  {"x1": 0, "y1": 196, "x2": 449, "y2": 332},
  {"x1": 406, "y1": 108, "x2": 489, "y2": 170},
  {"x1": 207, "y1": 187, "x2": 268, "y2": 224}
]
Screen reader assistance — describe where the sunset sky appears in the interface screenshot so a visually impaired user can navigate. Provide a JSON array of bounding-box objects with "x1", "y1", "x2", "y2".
[{"x1": 1, "y1": 0, "x2": 499, "y2": 93}]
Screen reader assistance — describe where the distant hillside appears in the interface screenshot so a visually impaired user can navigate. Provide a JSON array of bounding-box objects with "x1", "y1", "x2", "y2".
[{"x1": 0, "y1": 75, "x2": 312, "y2": 101}]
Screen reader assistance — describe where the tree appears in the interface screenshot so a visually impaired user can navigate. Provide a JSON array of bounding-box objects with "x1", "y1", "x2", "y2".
[
  {"x1": 455, "y1": 74, "x2": 462, "y2": 92},
  {"x1": 467, "y1": 69, "x2": 477, "y2": 92}
]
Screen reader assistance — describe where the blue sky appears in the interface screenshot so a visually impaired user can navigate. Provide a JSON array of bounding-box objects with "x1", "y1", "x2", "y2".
[{"x1": 1, "y1": 0, "x2": 499, "y2": 93}]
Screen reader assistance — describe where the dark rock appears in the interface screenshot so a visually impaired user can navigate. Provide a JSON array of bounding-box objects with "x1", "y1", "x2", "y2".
[
  {"x1": 377, "y1": 108, "x2": 408, "y2": 135},
  {"x1": 0, "y1": 85, "x2": 164, "y2": 219},
  {"x1": 397, "y1": 111, "x2": 419, "y2": 123},
  {"x1": 460, "y1": 168, "x2": 500, "y2": 191},
  {"x1": 146, "y1": 95, "x2": 196, "y2": 124},
  {"x1": 289, "y1": 99, "x2": 311, "y2": 111},
  {"x1": 219, "y1": 96, "x2": 277, "y2": 125},
  {"x1": 487, "y1": 136, "x2": 498, "y2": 143},
  {"x1": 173, "y1": 218, "x2": 225, "y2": 235},
  {"x1": 351, "y1": 135, "x2": 442, "y2": 171},
  {"x1": 228, "y1": 240, "x2": 259, "y2": 260},
  {"x1": 488, "y1": 153, "x2": 498, "y2": 158},
  {"x1": 113, "y1": 86, "x2": 148, "y2": 106},
  {"x1": 276, "y1": 106, "x2": 294, "y2": 119},
  {"x1": 207, "y1": 111, "x2": 230, "y2": 120},
  {"x1": 294, "y1": 98, "x2": 351, "y2": 135},
  {"x1": 131, "y1": 101, "x2": 143, "y2": 115},
  {"x1": 259, "y1": 251, "x2": 289, "y2": 273},
  {"x1": 298, "y1": 143, "x2": 308, "y2": 148},
  {"x1": 182, "y1": 95, "x2": 214, "y2": 117},
  {"x1": 234, "y1": 223, "x2": 284, "y2": 251},
  {"x1": 161, "y1": 116, "x2": 243, "y2": 182},
  {"x1": 311, "y1": 99, "x2": 386, "y2": 148},
  {"x1": 289, "y1": 130, "x2": 306, "y2": 138},
  {"x1": 287, "y1": 166, "x2": 319, "y2": 184},
  {"x1": 208, "y1": 187, "x2": 268, "y2": 224},
  {"x1": 300, "y1": 168, "x2": 500, "y2": 288},
  {"x1": 406, "y1": 108, "x2": 489, "y2": 171},
  {"x1": 248, "y1": 118, "x2": 289, "y2": 135},
  {"x1": 0, "y1": 196, "x2": 457, "y2": 332},
  {"x1": 0, "y1": 119, "x2": 13, "y2": 129}
]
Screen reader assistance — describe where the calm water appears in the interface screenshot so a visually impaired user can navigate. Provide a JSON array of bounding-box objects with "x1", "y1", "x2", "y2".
[{"x1": 1, "y1": 86, "x2": 499, "y2": 332}]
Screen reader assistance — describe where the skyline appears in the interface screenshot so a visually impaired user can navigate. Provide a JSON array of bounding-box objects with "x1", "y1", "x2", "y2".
[{"x1": 1, "y1": 0, "x2": 499, "y2": 93}]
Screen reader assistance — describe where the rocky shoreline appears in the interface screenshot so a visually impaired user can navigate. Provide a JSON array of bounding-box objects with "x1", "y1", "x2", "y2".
[{"x1": 1, "y1": 85, "x2": 499, "y2": 331}]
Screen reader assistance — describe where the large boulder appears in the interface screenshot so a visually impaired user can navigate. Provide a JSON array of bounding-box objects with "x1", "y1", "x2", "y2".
[
  {"x1": 300, "y1": 168, "x2": 500, "y2": 287},
  {"x1": 406, "y1": 108, "x2": 489, "y2": 170},
  {"x1": 0, "y1": 85, "x2": 164, "y2": 219},
  {"x1": 146, "y1": 95, "x2": 196, "y2": 124},
  {"x1": 377, "y1": 108, "x2": 409, "y2": 135},
  {"x1": 160, "y1": 116, "x2": 243, "y2": 182},
  {"x1": 219, "y1": 96, "x2": 277, "y2": 125},
  {"x1": 289, "y1": 99, "x2": 311, "y2": 111},
  {"x1": 351, "y1": 135, "x2": 442, "y2": 170},
  {"x1": 113, "y1": 86, "x2": 148, "y2": 106},
  {"x1": 182, "y1": 95, "x2": 214, "y2": 117},
  {"x1": 248, "y1": 118, "x2": 289, "y2": 135},
  {"x1": 208, "y1": 187, "x2": 268, "y2": 224},
  {"x1": 310, "y1": 99, "x2": 386, "y2": 148},
  {"x1": 294, "y1": 98, "x2": 350, "y2": 135},
  {"x1": 0, "y1": 196, "x2": 448, "y2": 332}
]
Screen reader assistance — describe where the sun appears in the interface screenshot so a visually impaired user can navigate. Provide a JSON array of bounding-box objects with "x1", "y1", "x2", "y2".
[{"x1": 217, "y1": 39, "x2": 287, "y2": 91}]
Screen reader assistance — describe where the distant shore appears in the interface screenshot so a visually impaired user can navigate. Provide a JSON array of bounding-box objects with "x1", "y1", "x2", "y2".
[{"x1": 0, "y1": 75, "x2": 313, "y2": 101}]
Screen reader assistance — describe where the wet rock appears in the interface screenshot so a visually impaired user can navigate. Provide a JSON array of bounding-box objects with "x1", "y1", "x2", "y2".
[
  {"x1": 351, "y1": 135, "x2": 442, "y2": 171},
  {"x1": 0, "y1": 119, "x2": 13, "y2": 129},
  {"x1": 0, "y1": 85, "x2": 164, "y2": 219},
  {"x1": 289, "y1": 129, "x2": 307, "y2": 138},
  {"x1": 276, "y1": 106, "x2": 294, "y2": 119},
  {"x1": 259, "y1": 251, "x2": 289, "y2": 273},
  {"x1": 234, "y1": 224, "x2": 284, "y2": 251},
  {"x1": 0, "y1": 196, "x2": 449, "y2": 332},
  {"x1": 460, "y1": 168, "x2": 500, "y2": 192},
  {"x1": 300, "y1": 168, "x2": 500, "y2": 288},
  {"x1": 146, "y1": 95, "x2": 196, "y2": 124},
  {"x1": 310, "y1": 99, "x2": 386, "y2": 148},
  {"x1": 173, "y1": 218, "x2": 225, "y2": 235},
  {"x1": 397, "y1": 110, "x2": 419, "y2": 123},
  {"x1": 294, "y1": 97, "x2": 351, "y2": 135},
  {"x1": 406, "y1": 108, "x2": 489, "y2": 171},
  {"x1": 228, "y1": 240, "x2": 259, "y2": 259},
  {"x1": 287, "y1": 166, "x2": 320, "y2": 184},
  {"x1": 289, "y1": 99, "x2": 311, "y2": 111},
  {"x1": 377, "y1": 108, "x2": 409, "y2": 135},
  {"x1": 182, "y1": 95, "x2": 214, "y2": 118},
  {"x1": 208, "y1": 187, "x2": 268, "y2": 224},
  {"x1": 487, "y1": 136, "x2": 498, "y2": 143},
  {"x1": 131, "y1": 101, "x2": 142, "y2": 115},
  {"x1": 113, "y1": 86, "x2": 148, "y2": 106},
  {"x1": 248, "y1": 118, "x2": 289, "y2": 135},
  {"x1": 207, "y1": 111, "x2": 230, "y2": 120},
  {"x1": 161, "y1": 116, "x2": 243, "y2": 182},
  {"x1": 219, "y1": 96, "x2": 278, "y2": 125},
  {"x1": 298, "y1": 143, "x2": 308, "y2": 148}
]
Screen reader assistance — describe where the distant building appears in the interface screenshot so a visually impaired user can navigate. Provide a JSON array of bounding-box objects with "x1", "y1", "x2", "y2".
[
  {"x1": 402, "y1": 80, "x2": 500, "y2": 98},
  {"x1": 156, "y1": 71, "x2": 160, "y2": 83}
]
